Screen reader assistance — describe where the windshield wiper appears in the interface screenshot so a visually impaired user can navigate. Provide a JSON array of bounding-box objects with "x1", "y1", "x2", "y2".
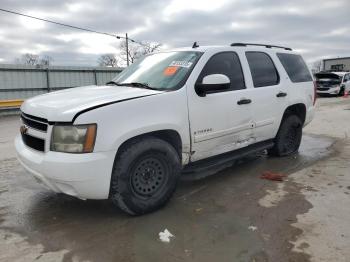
[
  {"x1": 106, "y1": 80, "x2": 123, "y2": 86},
  {"x1": 110, "y1": 81, "x2": 160, "y2": 90},
  {"x1": 125, "y1": 82, "x2": 152, "y2": 88},
  {"x1": 106, "y1": 81, "x2": 161, "y2": 90}
]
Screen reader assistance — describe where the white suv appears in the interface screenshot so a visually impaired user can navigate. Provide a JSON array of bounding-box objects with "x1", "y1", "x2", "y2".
[{"x1": 15, "y1": 43, "x2": 316, "y2": 215}]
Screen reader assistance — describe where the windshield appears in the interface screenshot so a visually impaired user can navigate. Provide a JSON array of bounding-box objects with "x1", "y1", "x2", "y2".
[{"x1": 111, "y1": 51, "x2": 202, "y2": 90}]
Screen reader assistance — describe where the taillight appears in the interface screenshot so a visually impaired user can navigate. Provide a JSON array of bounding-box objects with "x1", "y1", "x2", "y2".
[{"x1": 313, "y1": 81, "x2": 317, "y2": 105}]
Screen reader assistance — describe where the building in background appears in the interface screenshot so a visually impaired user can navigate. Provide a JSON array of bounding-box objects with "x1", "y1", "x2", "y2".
[{"x1": 323, "y1": 57, "x2": 350, "y2": 72}]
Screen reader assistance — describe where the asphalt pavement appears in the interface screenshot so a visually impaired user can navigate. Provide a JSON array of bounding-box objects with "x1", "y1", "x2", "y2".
[{"x1": 0, "y1": 97, "x2": 349, "y2": 262}]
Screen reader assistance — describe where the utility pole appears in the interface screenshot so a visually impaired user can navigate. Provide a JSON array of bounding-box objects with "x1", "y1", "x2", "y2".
[
  {"x1": 126, "y1": 33, "x2": 129, "y2": 66},
  {"x1": 116, "y1": 33, "x2": 140, "y2": 66}
]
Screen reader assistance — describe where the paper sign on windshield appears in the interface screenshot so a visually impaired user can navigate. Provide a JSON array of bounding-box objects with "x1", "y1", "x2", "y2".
[
  {"x1": 163, "y1": 66, "x2": 178, "y2": 76},
  {"x1": 169, "y1": 61, "x2": 193, "y2": 68}
]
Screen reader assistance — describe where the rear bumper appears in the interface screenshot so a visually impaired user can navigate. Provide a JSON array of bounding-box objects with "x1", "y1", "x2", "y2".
[{"x1": 15, "y1": 135, "x2": 116, "y2": 199}]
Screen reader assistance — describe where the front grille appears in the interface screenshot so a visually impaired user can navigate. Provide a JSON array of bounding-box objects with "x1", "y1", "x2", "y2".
[
  {"x1": 317, "y1": 87, "x2": 330, "y2": 91},
  {"x1": 21, "y1": 113, "x2": 48, "y2": 132},
  {"x1": 21, "y1": 133, "x2": 45, "y2": 152}
]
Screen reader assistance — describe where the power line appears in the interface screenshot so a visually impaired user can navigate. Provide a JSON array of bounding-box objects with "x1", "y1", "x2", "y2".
[
  {"x1": 0, "y1": 7, "x2": 146, "y2": 65},
  {"x1": 0, "y1": 7, "x2": 140, "y2": 43}
]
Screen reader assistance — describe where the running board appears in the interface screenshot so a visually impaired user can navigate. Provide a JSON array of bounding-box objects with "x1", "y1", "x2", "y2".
[{"x1": 181, "y1": 140, "x2": 274, "y2": 180}]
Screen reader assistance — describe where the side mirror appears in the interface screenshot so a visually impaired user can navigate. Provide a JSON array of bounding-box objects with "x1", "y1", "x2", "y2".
[{"x1": 195, "y1": 74, "x2": 231, "y2": 97}]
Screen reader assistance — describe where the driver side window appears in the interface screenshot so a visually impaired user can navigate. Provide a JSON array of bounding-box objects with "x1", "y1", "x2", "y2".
[{"x1": 197, "y1": 52, "x2": 245, "y2": 92}]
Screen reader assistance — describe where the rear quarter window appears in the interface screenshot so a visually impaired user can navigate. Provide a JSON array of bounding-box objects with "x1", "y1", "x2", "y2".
[{"x1": 277, "y1": 53, "x2": 312, "y2": 83}]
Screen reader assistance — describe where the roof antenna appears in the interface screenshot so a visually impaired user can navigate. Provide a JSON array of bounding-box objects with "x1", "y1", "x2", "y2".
[{"x1": 192, "y1": 41, "x2": 199, "y2": 48}]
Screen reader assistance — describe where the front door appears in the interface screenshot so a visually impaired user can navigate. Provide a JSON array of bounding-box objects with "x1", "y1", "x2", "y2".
[{"x1": 186, "y1": 51, "x2": 255, "y2": 162}]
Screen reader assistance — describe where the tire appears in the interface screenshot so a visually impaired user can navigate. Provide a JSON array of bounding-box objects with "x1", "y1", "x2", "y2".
[
  {"x1": 338, "y1": 87, "x2": 344, "y2": 96},
  {"x1": 268, "y1": 115, "x2": 303, "y2": 157},
  {"x1": 110, "y1": 137, "x2": 180, "y2": 215}
]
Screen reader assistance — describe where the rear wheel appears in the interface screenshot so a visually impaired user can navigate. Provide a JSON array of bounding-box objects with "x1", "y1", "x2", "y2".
[
  {"x1": 110, "y1": 137, "x2": 180, "y2": 215},
  {"x1": 268, "y1": 115, "x2": 303, "y2": 157}
]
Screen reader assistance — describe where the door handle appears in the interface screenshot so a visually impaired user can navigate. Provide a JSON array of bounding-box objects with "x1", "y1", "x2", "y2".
[
  {"x1": 237, "y1": 98, "x2": 252, "y2": 105},
  {"x1": 276, "y1": 92, "x2": 287, "y2": 97}
]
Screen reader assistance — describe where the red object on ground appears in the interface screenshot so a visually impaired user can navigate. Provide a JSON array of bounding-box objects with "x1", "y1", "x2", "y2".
[
  {"x1": 343, "y1": 90, "x2": 349, "y2": 98},
  {"x1": 260, "y1": 171, "x2": 286, "y2": 182}
]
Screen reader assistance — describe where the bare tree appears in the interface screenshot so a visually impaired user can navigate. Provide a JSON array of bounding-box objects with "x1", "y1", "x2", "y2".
[
  {"x1": 140, "y1": 42, "x2": 162, "y2": 56},
  {"x1": 21, "y1": 53, "x2": 39, "y2": 65},
  {"x1": 98, "y1": 54, "x2": 119, "y2": 67},
  {"x1": 119, "y1": 42, "x2": 141, "y2": 65},
  {"x1": 118, "y1": 41, "x2": 161, "y2": 65},
  {"x1": 15, "y1": 53, "x2": 54, "y2": 66},
  {"x1": 312, "y1": 59, "x2": 323, "y2": 73},
  {"x1": 39, "y1": 55, "x2": 54, "y2": 66}
]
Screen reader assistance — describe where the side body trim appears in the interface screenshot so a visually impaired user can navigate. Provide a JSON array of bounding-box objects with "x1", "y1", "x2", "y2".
[{"x1": 194, "y1": 122, "x2": 254, "y2": 143}]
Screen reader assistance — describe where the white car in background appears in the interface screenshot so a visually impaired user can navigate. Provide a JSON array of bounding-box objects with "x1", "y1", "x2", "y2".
[{"x1": 315, "y1": 71, "x2": 350, "y2": 96}]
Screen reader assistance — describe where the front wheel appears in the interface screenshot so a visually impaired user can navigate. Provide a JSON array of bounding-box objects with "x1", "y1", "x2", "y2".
[
  {"x1": 110, "y1": 137, "x2": 180, "y2": 215},
  {"x1": 268, "y1": 115, "x2": 303, "y2": 157}
]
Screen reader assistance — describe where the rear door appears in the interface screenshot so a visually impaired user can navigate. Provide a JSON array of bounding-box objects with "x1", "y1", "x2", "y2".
[
  {"x1": 244, "y1": 51, "x2": 287, "y2": 142},
  {"x1": 186, "y1": 51, "x2": 254, "y2": 162}
]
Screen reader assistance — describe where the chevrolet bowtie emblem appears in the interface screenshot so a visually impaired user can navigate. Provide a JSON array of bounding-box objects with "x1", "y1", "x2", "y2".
[{"x1": 20, "y1": 125, "x2": 28, "y2": 135}]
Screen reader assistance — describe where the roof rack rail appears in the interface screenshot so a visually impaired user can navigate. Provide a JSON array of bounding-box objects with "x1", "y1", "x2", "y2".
[{"x1": 230, "y1": 43, "x2": 292, "y2": 51}]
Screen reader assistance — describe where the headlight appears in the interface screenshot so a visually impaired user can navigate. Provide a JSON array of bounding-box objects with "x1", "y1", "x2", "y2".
[{"x1": 51, "y1": 124, "x2": 97, "y2": 153}]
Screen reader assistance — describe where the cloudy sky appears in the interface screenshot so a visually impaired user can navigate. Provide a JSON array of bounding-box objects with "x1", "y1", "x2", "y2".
[{"x1": 0, "y1": 0, "x2": 349, "y2": 66}]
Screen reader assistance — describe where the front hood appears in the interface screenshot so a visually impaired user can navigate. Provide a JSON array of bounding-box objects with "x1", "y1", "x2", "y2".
[
  {"x1": 21, "y1": 85, "x2": 163, "y2": 122},
  {"x1": 315, "y1": 72, "x2": 341, "y2": 80}
]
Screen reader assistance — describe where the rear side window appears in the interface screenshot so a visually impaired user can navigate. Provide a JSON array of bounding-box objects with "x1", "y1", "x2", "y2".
[
  {"x1": 277, "y1": 53, "x2": 313, "y2": 83},
  {"x1": 246, "y1": 52, "x2": 279, "y2": 87},
  {"x1": 198, "y1": 52, "x2": 245, "y2": 91}
]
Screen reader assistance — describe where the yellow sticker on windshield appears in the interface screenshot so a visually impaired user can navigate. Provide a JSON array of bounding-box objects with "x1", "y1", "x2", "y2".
[{"x1": 163, "y1": 66, "x2": 178, "y2": 76}]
